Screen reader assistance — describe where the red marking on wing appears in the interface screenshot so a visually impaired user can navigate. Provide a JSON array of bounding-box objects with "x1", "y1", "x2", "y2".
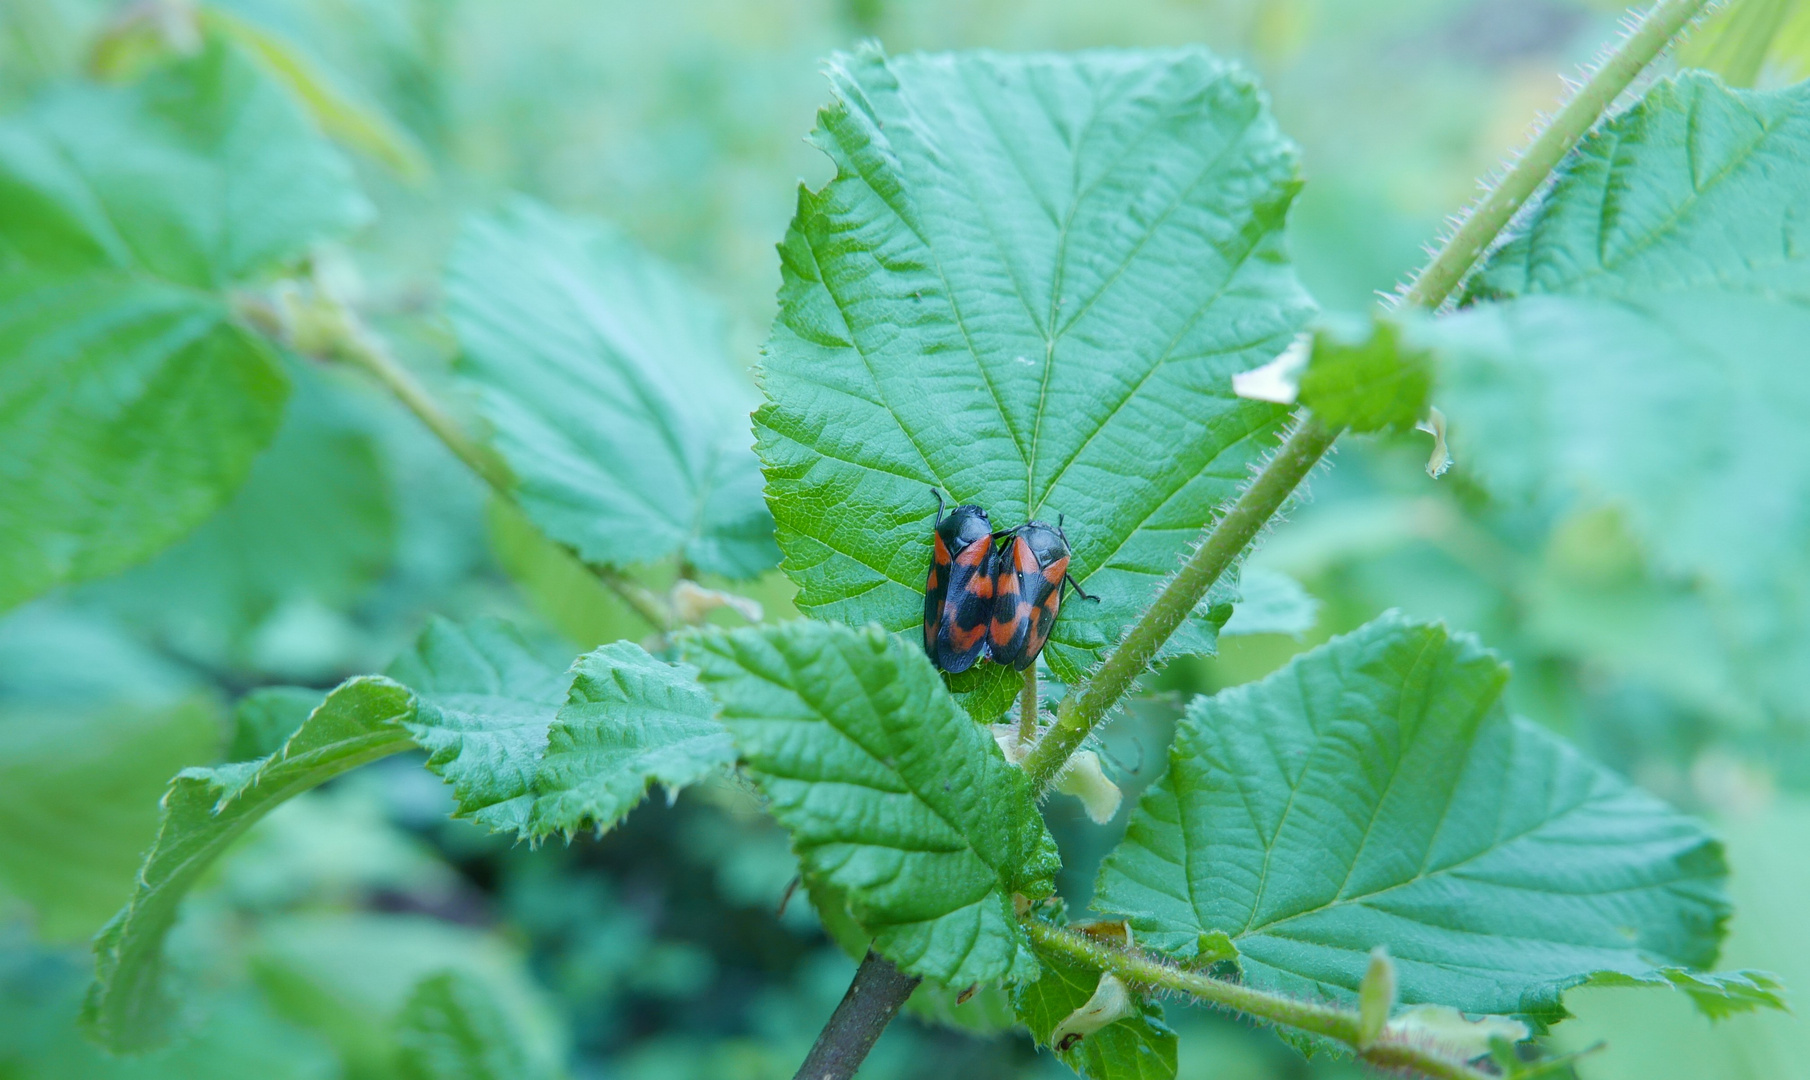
[
  {"x1": 968, "y1": 572, "x2": 994, "y2": 599},
  {"x1": 1014, "y1": 537, "x2": 1040, "y2": 574},
  {"x1": 992, "y1": 602, "x2": 1027, "y2": 647},
  {"x1": 933, "y1": 533, "x2": 952, "y2": 565},
  {"x1": 949, "y1": 622, "x2": 987, "y2": 651},
  {"x1": 1042, "y1": 555, "x2": 1069, "y2": 587},
  {"x1": 955, "y1": 538, "x2": 989, "y2": 567},
  {"x1": 1022, "y1": 592, "x2": 1061, "y2": 661}
]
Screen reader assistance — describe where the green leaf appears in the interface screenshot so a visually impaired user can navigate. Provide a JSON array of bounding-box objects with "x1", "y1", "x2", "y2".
[
  {"x1": 804, "y1": 874, "x2": 1022, "y2": 1034},
  {"x1": 75, "y1": 369, "x2": 396, "y2": 675},
  {"x1": 396, "y1": 970, "x2": 560, "y2": 1080},
  {"x1": 84, "y1": 676, "x2": 416, "y2": 1051},
  {"x1": 0, "y1": 40, "x2": 370, "y2": 610},
  {"x1": 521, "y1": 642, "x2": 731, "y2": 841},
  {"x1": 0, "y1": 695, "x2": 219, "y2": 942},
  {"x1": 1095, "y1": 613, "x2": 1737, "y2": 1024},
  {"x1": 386, "y1": 617, "x2": 574, "y2": 835},
  {"x1": 390, "y1": 617, "x2": 728, "y2": 842},
  {"x1": 1014, "y1": 944, "x2": 1177, "y2": 1080},
  {"x1": 756, "y1": 46, "x2": 1313, "y2": 698},
  {"x1": 446, "y1": 199, "x2": 776, "y2": 579},
  {"x1": 1582, "y1": 967, "x2": 1786, "y2": 1020},
  {"x1": 682, "y1": 620, "x2": 1060, "y2": 986},
  {"x1": 1296, "y1": 313, "x2": 1431, "y2": 433},
  {"x1": 1436, "y1": 74, "x2": 1810, "y2": 724}
]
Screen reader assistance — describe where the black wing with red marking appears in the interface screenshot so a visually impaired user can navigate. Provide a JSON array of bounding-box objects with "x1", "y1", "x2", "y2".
[
  {"x1": 987, "y1": 523, "x2": 1073, "y2": 671},
  {"x1": 924, "y1": 498, "x2": 994, "y2": 673}
]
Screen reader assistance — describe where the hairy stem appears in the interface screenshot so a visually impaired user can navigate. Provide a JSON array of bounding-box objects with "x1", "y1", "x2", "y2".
[
  {"x1": 1025, "y1": 923, "x2": 1494, "y2": 1080},
  {"x1": 1025, "y1": 0, "x2": 1713, "y2": 788},
  {"x1": 246, "y1": 290, "x2": 677, "y2": 633},
  {"x1": 1399, "y1": 0, "x2": 1714, "y2": 309},
  {"x1": 1024, "y1": 417, "x2": 1340, "y2": 787},
  {"x1": 1017, "y1": 665, "x2": 1039, "y2": 746},
  {"x1": 793, "y1": 952, "x2": 921, "y2": 1080}
]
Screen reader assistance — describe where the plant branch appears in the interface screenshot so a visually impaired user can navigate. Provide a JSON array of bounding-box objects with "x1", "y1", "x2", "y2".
[
  {"x1": 1024, "y1": 0, "x2": 1715, "y2": 789},
  {"x1": 1398, "y1": 0, "x2": 1715, "y2": 309},
  {"x1": 238, "y1": 287, "x2": 676, "y2": 633},
  {"x1": 793, "y1": 952, "x2": 921, "y2": 1080},
  {"x1": 1025, "y1": 923, "x2": 1494, "y2": 1080}
]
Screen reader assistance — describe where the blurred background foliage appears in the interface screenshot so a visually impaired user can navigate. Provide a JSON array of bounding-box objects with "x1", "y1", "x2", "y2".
[{"x1": 1, "y1": 0, "x2": 1806, "y2": 1077}]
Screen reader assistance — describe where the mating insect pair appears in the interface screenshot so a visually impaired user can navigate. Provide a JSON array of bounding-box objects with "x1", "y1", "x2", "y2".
[{"x1": 923, "y1": 490, "x2": 1098, "y2": 674}]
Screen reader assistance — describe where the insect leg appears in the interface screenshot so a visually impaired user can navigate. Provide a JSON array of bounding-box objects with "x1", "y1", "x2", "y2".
[{"x1": 1065, "y1": 575, "x2": 1101, "y2": 603}]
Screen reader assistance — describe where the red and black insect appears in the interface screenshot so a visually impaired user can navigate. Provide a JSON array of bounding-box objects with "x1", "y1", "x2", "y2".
[
  {"x1": 988, "y1": 516, "x2": 1098, "y2": 671},
  {"x1": 924, "y1": 490, "x2": 996, "y2": 673}
]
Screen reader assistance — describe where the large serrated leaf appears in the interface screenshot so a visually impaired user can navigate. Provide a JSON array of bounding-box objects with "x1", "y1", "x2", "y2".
[
  {"x1": 84, "y1": 676, "x2": 416, "y2": 1051},
  {"x1": 1095, "y1": 613, "x2": 1746, "y2": 1024},
  {"x1": 1435, "y1": 73, "x2": 1810, "y2": 726},
  {"x1": 446, "y1": 200, "x2": 776, "y2": 579},
  {"x1": 0, "y1": 40, "x2": 370, "y2": 611},
  {"x1": 756, "y1": 45, "x2": 1313, "y2": 700},
  {"x1": 682, "y1": 620, "x2": 1060, "y2": 986}
]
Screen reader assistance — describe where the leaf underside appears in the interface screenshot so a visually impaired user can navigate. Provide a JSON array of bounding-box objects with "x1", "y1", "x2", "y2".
[
  {"x1": 522, "y1": 642, "x2": 732, "y2": 841},
  {"x1": 1095, "y1": 613, "x2": 1741, "y2": 1024},
  {"x1": 390, "y1": 618, "x2": 732, "y2": 841},
  {"x1": 756, "y1": 45, "x2": 1314, "y2": 706}
]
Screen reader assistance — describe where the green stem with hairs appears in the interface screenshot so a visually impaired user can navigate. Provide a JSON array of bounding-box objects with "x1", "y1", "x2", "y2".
[
  {"x1": 1023, "y1": 0, "x2": 1713, "y2": 790},
  {"x1": 1024, "y1": 417, "x2": 1340, "y2": 787},
  {"x1": 1017, "y1": 665, "x2": 1039, "y2": 746},
  {"x1": 1398, "y1": 0, "x2": 1715, "y2": 309},
  {"x1": 242, "y1": 289, "x2": 677, "y2": 633},
  {"x1": 1026, "y1": 923, "x2": 1495, "y2": 1080}
]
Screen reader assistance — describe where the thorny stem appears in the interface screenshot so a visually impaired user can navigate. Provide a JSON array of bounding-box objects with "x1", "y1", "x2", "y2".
[
  {"x1": 239, "y1": 289, "x2": 677, "y2": 633},
  {"x1": 1025, "y1": 923, "x2": 1495, "y2": 1080},
  {"x1": 1024, "y1": 0, "x2": 1715, "y2": 791}
]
